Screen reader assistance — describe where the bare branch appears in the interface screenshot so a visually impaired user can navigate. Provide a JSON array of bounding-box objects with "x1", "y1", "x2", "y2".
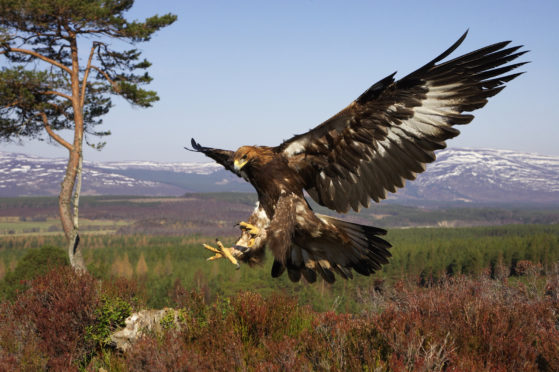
[
  {"x1": 91, "y1": 65, "x2": 120, "y2": 93},
  {"x1": 3, "y1": 99, "x2": 22, "y2": 108},
  {"x1": 39, "y1": 112, "x2": 73, "y2": 151},
  {"x1": 7, "y1": 47, "x2": 71, "y2": 74},
  {"x1": 80, "y1": 42, "x2": 100, "y2": 108},
  {"x1": 42, "y1": 90, "x2": 72, "y2": 101},
  {"x1": 47, "y1": 102, "x2": 72, "y2": 120},
  {"x1": 11, "y1": 33, "x2": 61, "y2": 45}
]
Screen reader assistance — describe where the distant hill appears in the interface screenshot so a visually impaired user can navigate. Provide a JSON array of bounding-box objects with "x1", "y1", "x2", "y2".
[
  {"x1": 1, "y1": 148, "x2": 558, "y2": 205},
  {"x1": 0, "y1": 152, "x2": 251, "y2": 197},
  {"x1": 392, "y1": 148, "x2": 559, "y2": 204}
]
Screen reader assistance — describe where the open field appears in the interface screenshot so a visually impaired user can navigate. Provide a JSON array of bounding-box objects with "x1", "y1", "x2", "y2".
[
  {"x1": 0, "y1": 216, "x2": 129, "y2": 236},
  {"x1": 1, "y1": 194, "x2": 558, "y2": 238}
]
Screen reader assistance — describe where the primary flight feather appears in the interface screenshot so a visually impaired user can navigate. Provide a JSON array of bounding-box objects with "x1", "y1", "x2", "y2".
[{"x1": 190, "y1": 31, "x2": 526, "y2": 283}]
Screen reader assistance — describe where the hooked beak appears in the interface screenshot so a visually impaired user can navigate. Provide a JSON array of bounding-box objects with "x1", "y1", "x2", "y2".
[{"x1": 234, "y1": 159, "x2": 248, "y2": 172}]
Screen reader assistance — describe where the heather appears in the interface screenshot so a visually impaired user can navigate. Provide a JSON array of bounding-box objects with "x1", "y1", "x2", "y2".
[
  {"x1": 0, "y1": 223, "x2": 558, "y2": 370},
  {"x1": 0, "y1": 266, "x2": 557, "y2": 371}
]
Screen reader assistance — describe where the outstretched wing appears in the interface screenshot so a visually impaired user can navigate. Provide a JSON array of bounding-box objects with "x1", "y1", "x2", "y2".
[
  {"x1": 276, "y1": 31, "x2": 527, "y2": 213},
  {"x1": 189, "y1": 138, "x2": 241, "y2": 177}
]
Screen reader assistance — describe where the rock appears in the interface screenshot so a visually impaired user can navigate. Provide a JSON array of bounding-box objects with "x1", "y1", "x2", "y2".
[{"x1": 110, "y1": 308, "x2": 183, "y2": 352}]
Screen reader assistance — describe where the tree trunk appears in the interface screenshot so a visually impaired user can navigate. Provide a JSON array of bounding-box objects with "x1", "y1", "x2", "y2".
[
  {"x1": 59, "y1": 33, "x2": 88, "y2": 273},
  {"x1": 58, "y1": 146, "x2": 86, "y2": 272},
  {"x1": 70, "y1": 152, "x2": 85, "y2": 272}
]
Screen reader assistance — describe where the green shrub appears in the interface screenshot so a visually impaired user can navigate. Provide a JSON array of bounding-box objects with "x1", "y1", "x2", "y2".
[
  {"x1": 159, "y1": 308, "x2": 186, "y2": 330},
  {"x1": 0, "y1": 245, "x2": 68, "y2": 300},
  {"x1": 86, "y1": 296, "x2": 132, "y2": 347}
]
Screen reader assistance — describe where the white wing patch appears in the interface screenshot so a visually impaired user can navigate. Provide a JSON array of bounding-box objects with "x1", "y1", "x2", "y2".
[{"x1": 283, "y1": 139, "x2": 307, "y2": 157}]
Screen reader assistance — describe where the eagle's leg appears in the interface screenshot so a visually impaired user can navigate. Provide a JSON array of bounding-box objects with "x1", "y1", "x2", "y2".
[
  {"x1": 239, "y1": 221, "x2": 260, "y2": 247},
  {"x1": 239, "y1": 221, "x2": 260, "y2": 236},
  {"x1": 203, "y1": 239, "x2": 240, "y2": 269}
]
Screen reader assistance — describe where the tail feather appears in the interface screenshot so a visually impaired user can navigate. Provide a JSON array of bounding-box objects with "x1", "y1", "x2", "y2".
[
  {"x1": 301, "y1": 267, "x2": 317, "y2": 283},
  {"x1": 273, "y1": 215, "x2": 392, "y2": 283},
  {"x1": 319, "y1": 215, "x2": 392, "y2": 279},
  {"x1": 271, "y1": 259, "x2": 285, "y2": 278}
]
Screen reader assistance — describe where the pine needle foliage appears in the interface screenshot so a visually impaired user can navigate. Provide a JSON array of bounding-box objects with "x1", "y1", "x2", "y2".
[{"x1": 0, "y1": 0, "x2": 176, "y2": 142}]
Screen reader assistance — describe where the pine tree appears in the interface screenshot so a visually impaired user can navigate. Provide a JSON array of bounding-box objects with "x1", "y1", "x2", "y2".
[
  {"x1": 135, "y1": 252, "x2": 148, "y2": 277},
  {"x1": 0, "y1": 1, "x2": 176, "y2": 271}
]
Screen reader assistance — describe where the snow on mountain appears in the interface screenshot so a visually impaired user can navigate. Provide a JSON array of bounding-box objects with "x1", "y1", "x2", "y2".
[
  {"x1": 0, "y1": 149, "x2": 558, "y2": 204},
  {"x1": 0, "y1": 152, "x2": 195, "y2": 196},
  {"x1": 423, "y1": 149, "x2": 558, "y2": 192},
  {"x1": 393, "y1": 148, "x2": 559, "y2": 203},
  {"x1": 99, "y1": 160, "x2": 222, "y2": 174}
]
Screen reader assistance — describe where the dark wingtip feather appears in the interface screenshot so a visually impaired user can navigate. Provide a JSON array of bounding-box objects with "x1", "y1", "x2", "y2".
[
  {"x1": 401, "y1": 31, "x2": 469, "y2": 82},
  {"x1": 356, "y1": 71, "x2": 397, "y2": 104},
  {"x1": 439, "y1": 30, "x2": 469, "y2": 63},
  {"x1": 302, "y1": 268, "x2": 317, "y2": 283},
  {"x1": 191, "y1": 138, "x2": 203, "y2": 150},
  {"x1": 318, "y1": 267, "x2": 336, "y2": 283},
  {"x1": 185, "y1": 138, "x2": 201, "y2": 152},
  {"x1": 287, "y1": 267, "x2": 302, "y2": 282},
  {"x1": 184, "y1": 138, "x2": 200, "y2": 152},
  {"x1": 271, "y1": 260, "x2": 285, "y2": 278}
]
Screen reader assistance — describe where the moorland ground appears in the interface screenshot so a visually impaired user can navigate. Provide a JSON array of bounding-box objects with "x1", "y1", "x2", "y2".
[{"x1": 0, "y1": 194, "x2": 558, "y2": 370}]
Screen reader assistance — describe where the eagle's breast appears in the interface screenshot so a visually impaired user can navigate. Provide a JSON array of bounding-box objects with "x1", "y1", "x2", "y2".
[{"x1": 246, "y1": 153, "x2": 304, "y2": 219}]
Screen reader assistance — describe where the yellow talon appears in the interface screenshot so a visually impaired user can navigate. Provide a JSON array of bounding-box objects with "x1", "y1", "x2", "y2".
[
  {"x1": 203, "y1": 240, "x2": 240, "y2": 269},
  {"x1": 240, "y1": 222, "x2": 260, "y2": 236},
  {"x1": 248, "y1": 238, "x2": 255, "y2": 248},
  {"x1": 203, "y1": 243, "x2": 221, "y2": 254}
]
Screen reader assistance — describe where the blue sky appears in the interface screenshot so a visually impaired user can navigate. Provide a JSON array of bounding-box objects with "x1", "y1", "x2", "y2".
[{"x1": 2, "y1": 0, "x2": 559, "y2": 162}]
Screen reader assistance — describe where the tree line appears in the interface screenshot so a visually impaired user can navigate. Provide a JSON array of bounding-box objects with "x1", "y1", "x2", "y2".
[{"x1": 1, "y1": 224, "x2": 557, "y2": 310}]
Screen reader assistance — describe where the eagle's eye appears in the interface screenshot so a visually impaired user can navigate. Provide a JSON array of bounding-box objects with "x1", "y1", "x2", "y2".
[{"x1": 241, "y1": 154, "x2": 248, "y2": 160}]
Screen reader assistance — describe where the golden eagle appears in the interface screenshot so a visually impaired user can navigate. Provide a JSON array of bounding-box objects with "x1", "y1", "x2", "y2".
[{"x1": 189, "y1": 31, "x2": 526, "y2": 283}]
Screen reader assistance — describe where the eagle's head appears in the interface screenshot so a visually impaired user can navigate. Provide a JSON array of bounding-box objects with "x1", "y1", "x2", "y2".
[{"x1": 233, "y1": 146, "x2": 274, "y2": 172}]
